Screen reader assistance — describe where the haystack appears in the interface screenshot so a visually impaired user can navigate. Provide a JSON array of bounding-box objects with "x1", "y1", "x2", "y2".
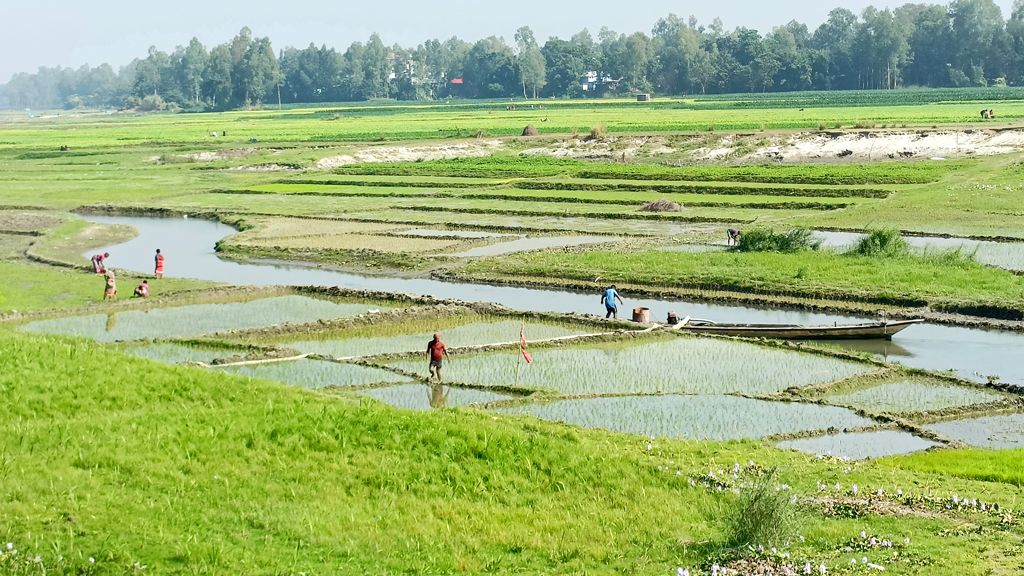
[
  {"x1": 522, "y1": 125, "x2": 539, "y2": 136},
  {"x1": 640, "y1": 198, "x2": 685, "y2": 212}
]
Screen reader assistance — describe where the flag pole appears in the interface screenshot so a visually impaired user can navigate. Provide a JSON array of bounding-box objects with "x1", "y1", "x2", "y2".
[{"x1": 515, "y1": 318, "x2": 523, "y2": 387}]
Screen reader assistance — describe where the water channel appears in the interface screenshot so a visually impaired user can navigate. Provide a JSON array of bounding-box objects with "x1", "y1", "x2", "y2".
[{"x1": 81, "y1": 215, "x2": 1024, "y2": 384}]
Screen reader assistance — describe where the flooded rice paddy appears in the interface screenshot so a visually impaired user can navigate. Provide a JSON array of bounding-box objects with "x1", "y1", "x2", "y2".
[
  {"x1": 813, "y1": 230, "x2": 1024, "y2": 271},
  {"x1": 776, "y1": 430, "x2": 940, "y2": 460},
  {"x1": 56, "y1": 214, "x2": 1024, "y2": 453},
  {"x1": 20, "y1": 295, "x2": 383, "y2": 342},
  {"x1": 826, "y1": 381, "x2": 1004, "y2": 413},
  {"x1": 391, "y1": 336, "x2": 871, "y2": 395},
  {"x1": 358, "y1": 384, "x2": 512, "y2": 410},
  {"x1": 279, "y1": 319, "x2": 590, "y2": 358},
  {"x1": 924, "y1": 413, "x2": 1024, "y2": 449},
  {"x1": 496, "y1": 395, "x2": 875, "y2": 441},
  {"x1": 78, "y1": 215, "x2": 1024, "y2": 385},
  {"x1": 216, "y1": 359, "x2": 412, "y2": 389}
]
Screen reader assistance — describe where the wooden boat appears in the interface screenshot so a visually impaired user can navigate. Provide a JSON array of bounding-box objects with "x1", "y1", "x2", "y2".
[{"x1": 673, "y1": 318, "x2": 924, "y2": 340}]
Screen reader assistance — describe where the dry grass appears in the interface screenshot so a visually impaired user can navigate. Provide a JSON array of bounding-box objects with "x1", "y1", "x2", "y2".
[
  {"x1": 240, "y1": 233, "x2": 462, "y2": 253},
  {"x1": 241, "y1": 218, "x2": 406, "y2": 240},
  {"x1": 639, "y1": 198, "x2": 686, "y2": 212}
]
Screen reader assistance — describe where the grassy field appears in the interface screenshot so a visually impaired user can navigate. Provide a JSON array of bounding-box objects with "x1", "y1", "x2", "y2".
[
  {"x1": 2, "y1": 328, "x2": 1024, "y2": 575},
  {"x1": 2, "y1": 96, "x2": 1024, "y2": 573}
]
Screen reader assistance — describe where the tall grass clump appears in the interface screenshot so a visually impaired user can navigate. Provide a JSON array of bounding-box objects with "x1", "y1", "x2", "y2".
[
  {"x1": 850, "y1": 228, "x2": 910, "y2": 258},
  {"x1": 589, "y1": 124, "x2": 607, "y2": 139},
  {"x1": 725, "y1": 468, "x2": 797, "y2": 550},
  {"x1": 736, "y1": 227, "x2": 821, "y2": 253}
]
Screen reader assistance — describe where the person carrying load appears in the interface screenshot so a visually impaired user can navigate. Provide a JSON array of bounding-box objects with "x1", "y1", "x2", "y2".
[{"x1": 102, "y1": 269, "x2": 117, "y2": 300}]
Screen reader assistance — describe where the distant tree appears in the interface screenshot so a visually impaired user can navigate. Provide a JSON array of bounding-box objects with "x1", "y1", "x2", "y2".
[
  {"x1": 240, "y1": 36, "x2": 281, "y2": 106},
  {"x1": 205, "y1": 44, "x2": 233, "y2": 107},
  {"x1": 182, "y1": 38, "x2": 208, "y2": 104},
  {"x1": 515, "y1": 26, "x2": 547, "y2": 98}
]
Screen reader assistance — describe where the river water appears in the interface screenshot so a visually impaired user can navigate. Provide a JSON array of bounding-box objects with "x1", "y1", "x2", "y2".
[{"x1": 81, "y1": 215, "x2": 1024, "y2": 384}]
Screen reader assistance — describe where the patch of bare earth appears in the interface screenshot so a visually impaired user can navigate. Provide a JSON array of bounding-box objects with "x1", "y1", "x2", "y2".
[
  {"x1": 0, "y1": 213, "x2": 62, "y2": 232},
  {"x1": 813, "y1": 495, "x2": 941, "y2": 518},
  {"x1": 181, "y1": 148, "x2": 259, "y2": 162},
  {"x1": 521, "y1": 136, "x2": 673, "y2": 160},
  {"x1": 314, "y1": 141, "x2": 504, "y2": 170},
  {"x1": 739, "y1": 130, "x2": 1024, "y2": 163}
]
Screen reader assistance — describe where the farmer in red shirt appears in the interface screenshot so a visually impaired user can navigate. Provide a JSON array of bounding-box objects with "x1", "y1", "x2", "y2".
[{"x1": 426, "y1": 332, "x2": 452, "y2": 383}]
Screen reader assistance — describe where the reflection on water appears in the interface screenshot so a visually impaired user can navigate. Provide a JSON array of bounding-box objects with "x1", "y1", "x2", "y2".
[
  {"x1": 777, "y1": 430, "x2": 938, "y2": 460},
  {"x1": 81, "y1": 215, "x2": 1024, "y2": 384}
]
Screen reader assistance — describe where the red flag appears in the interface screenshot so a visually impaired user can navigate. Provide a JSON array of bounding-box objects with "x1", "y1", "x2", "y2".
[{"x1": 520, "y1": 323, "x2": 532, "y2": 363}]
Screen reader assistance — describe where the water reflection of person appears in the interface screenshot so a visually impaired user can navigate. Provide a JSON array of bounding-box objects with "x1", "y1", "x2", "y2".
[
  {"x1": 105, "y1": 312, "x2": 117, "y2": 332},
  {"x1": 428, "y1": 383, "x2": 448, "y2": 409}
]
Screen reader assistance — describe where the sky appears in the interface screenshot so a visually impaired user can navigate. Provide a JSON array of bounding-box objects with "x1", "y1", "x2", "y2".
[{"x1": 1, "y1": 0, "x2": 1016, "y2": 82}]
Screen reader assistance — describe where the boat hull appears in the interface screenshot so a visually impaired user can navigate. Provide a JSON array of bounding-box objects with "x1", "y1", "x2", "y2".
[{"x1": 677, "y1": 319, "x2": 924, "y2": 340}]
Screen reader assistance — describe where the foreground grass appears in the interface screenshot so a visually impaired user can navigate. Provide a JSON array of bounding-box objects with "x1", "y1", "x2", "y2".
[
  {"x1": 886, "y1": 448, "x2": 1024, "y2": 486},
  {"x1": 465, "y1": 247, "x2": 1024, "y2": 312},
  {"x1": 2, "y1": 329, "x2": 1024, "y2": 574}
]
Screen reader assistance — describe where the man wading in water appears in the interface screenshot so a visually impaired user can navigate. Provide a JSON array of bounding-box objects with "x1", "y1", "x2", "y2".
[
  {"x1": 601, "y1": 285, "x2": 624, "y2": 319},
  {"x1": 426, "y1": 333, "x2": 451, "y2": 382}
]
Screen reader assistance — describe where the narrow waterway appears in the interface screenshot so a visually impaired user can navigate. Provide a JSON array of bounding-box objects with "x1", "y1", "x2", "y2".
[{"x1": 81, "y1": 215, "x2": 1024, "y2": 384}]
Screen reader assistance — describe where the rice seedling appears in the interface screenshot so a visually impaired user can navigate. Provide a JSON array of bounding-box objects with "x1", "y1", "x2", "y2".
[
  {"x1": 394, "y1": 336, "x2": 872, "y2": 395},
  {"x1": 216, "y1": 359, "x2": 412, "y2": 389},
  {"x1": 494, "y1": 395, "x2": 875, "y2": 441},
  {"x1": 826, "y1": 381, "x2": 1003, "y2": 413},
  {"x1": 357, "y1": 384, "x2": 512, "y2": 410},
  {"x1": 924, "y1": 414, "x2": 1024, "y2": 449},
  {"x1": 776, "y1": 430, "x2": 940, "y2": 460},
  {"x1": 281, "y1": 318, "x2": 589, "y2": 358},
  {"x1": 19, "y1": 296, "x2": 387, "y2": 342}
]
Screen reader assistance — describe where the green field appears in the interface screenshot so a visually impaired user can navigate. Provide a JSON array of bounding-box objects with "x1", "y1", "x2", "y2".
[{"x1": 3, "y1": 95, "x2": 1024, "y2": 574}]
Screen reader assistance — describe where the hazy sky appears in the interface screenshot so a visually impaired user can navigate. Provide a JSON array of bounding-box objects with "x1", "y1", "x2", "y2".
[{"x1": 1, "y1": 0, "x2": 1015, "y2": 81}]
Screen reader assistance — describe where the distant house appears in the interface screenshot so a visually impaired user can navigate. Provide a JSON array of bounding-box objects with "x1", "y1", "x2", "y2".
[
  {"x1": 449, "y1": 78, "x2": 464, "y2": 85},
  {"x1": 579, "y1": 72, "x2": 620, "y2": 92},
  {"x1": 637, "y1": 94, "x2": 651, "y2": 102}
]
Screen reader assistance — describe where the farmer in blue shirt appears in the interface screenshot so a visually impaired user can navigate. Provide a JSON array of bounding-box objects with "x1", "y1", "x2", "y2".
[{"x1": 601, "y1": 285, "x2": 624, "y2": 319}]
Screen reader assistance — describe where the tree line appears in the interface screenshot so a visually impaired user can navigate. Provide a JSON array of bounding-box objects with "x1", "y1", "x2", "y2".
[{"x1": 3, "y1": 0, "x2": 1024, "y2": 110}]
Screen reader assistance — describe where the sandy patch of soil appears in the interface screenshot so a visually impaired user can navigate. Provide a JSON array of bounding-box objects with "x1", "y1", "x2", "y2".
[
  {"x1": 225, "y1": 164, "x2": 299, "y2": 172},
  {"x1": 314, "y1": 141, "x2": 504, "y2": 170},
  {"x1": 733, "y1": 130, "x2": 1024, "y2": 163},
  {"x1": 521, "y1": 136, "x2": 673, "y2": 159},
  {"x1": 181, "y1": 148, "x2": 259, "y2": 162}
]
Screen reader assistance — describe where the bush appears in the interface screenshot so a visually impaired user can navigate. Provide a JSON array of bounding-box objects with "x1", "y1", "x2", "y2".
[
  {"x1": 725, "y1": 468, "x2": 796, "y2": 549},
  {"x1": 736, "y1": 227, "x2": 821, "y2": 253},
  {"x1": 854, "y1": 119, "x2": 876, "y2": 129},
  {"x1": 589, "y1": 124, "x2": 607, "y2": 139},
  {"x1": 849, "y1": 228, "x2": 909, "y2": 258}
]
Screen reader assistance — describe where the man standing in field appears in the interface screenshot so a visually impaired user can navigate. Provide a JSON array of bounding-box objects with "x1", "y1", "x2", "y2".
[
  {"x1": 601, "y1": 285, "x2": 624, "y2": 319},
  {"x1": 426, "y1": 333, "x2": 451, "y2": 382},
  {"x1": 91, "y1": 252, "x2": 110, "y2": 273},
  {"x1": 102, "y1": 269, "x2": 117, "y2": 300},
  {"x1": 154, "y1": 249, "x2": 164, "y2": 278}
]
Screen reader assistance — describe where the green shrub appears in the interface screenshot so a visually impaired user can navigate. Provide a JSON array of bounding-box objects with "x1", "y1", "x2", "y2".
[
  {"x1": 854, "y1": 119, "x2": 876, "y2": 129},
  {"x1": 725, "y1": 468, "x2": 797, "y2": 549},
  {"x1": 736, "y1": 227, "x2": 821, "y2": 253},
  {"x1": 849, "y1": 229, "x2": 909, "y2": 258}
]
